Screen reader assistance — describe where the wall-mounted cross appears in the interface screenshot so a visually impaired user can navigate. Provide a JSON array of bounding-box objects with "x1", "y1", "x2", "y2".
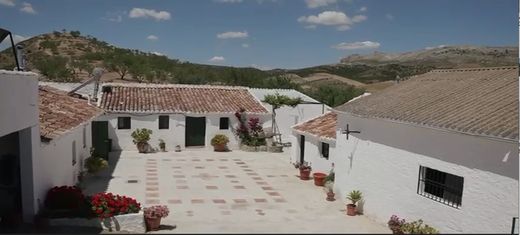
[{"x1": 341, "y1": 124, "x2": 361, "y2": 140}]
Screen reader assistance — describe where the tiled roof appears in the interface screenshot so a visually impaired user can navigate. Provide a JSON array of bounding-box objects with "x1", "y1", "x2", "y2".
[
  {"x1": 38, "y1": 82, "x2": 96, "y2": 98},
  {"x1": 39, "y1": 86, "x2": 103, "y2": 142},
  {"x1": 292, "y1": 112, "x2": 337, "y2": 140},
  {"x1": 99, "y1": 83, "x2": 269, "y2": 114},
  {"x1": 335, "y1": 67, "x2": 519, "y2": 141}
]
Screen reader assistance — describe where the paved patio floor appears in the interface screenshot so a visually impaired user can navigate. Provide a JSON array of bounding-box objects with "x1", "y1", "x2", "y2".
[{"x1": 84, "y1": 149, "x2": 389, "y2": 234}]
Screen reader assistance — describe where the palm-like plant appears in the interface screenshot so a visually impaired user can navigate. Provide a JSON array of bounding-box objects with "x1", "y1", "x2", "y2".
[{"x1": 346, "y1": 190, "x2": 362, "y2": 205}]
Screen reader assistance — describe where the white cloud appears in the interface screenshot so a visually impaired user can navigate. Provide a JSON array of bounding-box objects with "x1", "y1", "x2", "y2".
[
  {"x1": 386, "y1": 13, "x2": 394, "y2": 20},
  {"x1": 151, "y1": 51, "x2": 164, "y2": 56},
  {"x1": 241, "y1": 43, "x2": 250, "y2": 48},
  {"x1": 214, "y1": 0, "x2": 243, "y2": 3},
  {"x1": 209, "y1": 56, "x2": 225, "y2": 63},
  {"x1": 217, "y1": 31, "x2": 248, "y2": 39},
  {"x1": 147, "y1": 35, "x2": 159, "y2": 41},
  {"x1": 305, "y1": 0, "x2": 336, "y2": 9},
  {"x1": 20, "y1": 2, "x2": 35, "y2": 14},
  {"x1": 332, "y1": 41, "x2": 380, "y2": 50},
  {"x1": 0, "y1": 0, "x2": 15, "y2": 7},
  {"x1": 251, "y1": 64, "x2": 272, "y2": 71},
  {"x1": 425, "y1": 45, "x2": 447, "y2": 50},
  {"x1": 359, "y1": 6, "x2": 367, "y2": 12},
  {"x1": 129, "y1": 8, "x2": 171, "y2": 21},
  {"x1": 298, "y1": 11, "x2": 366, "y2": 31}
]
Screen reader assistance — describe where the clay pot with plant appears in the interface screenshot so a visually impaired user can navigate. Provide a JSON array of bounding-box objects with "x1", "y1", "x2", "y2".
[
  {"x1": 293, "y1": 161, "x2": 312, "y2": 180},
  {"x1": 144, "y1": 205, "x2": 169, "y2": 231},
  {"x1": 131, "y1": 128, "x2": 152, "y2": 153},
  {"x1": 325, "y1": 181, "x2": 335, "y2": 201},
  {"x1": 158, "y1": 139, "x2": 166, "y2": 152},
  {"x1": 346, "y1": 190, "x2": 362, "y2": 216},
  {"x1": 211, "y1": 134, "x2": 229, "y2": 152}
]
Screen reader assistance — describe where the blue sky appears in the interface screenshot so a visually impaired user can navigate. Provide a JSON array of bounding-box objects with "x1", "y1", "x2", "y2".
[{"x1": 0, "y1": 0, "x2": 517, "y2": 69}]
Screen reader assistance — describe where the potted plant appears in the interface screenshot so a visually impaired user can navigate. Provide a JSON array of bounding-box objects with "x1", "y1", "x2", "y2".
[
  {"x1": 313, "y1": 172, "x2": 327, "y2": 186},
  {"x1": 131, "y1": 128, "x2": 153, "y2": 153},
  {"x1": 346, "y1": 190, "x2": 362, "y2": 216},
  {"x1": 293, "y1": 161, "x2": 312, "y2": 180},
  {"x1": 211, "y1": 134, "x2": 229, "y2": 152},
  {"x1": 85, "y1": 148, "x2": 108, "y2": 174},
  {"x1": 175, "y1": 145, "x2": 181, "y2": 152},
  {"x1": 144, "y1": 205, "x2": 169, "y2": 231},
  {"x1": 325, "y1": 181, "x2": 335, "y2": 201},
  {"x1": 158, "y1": 139, "x2": 166, "y2": 152}
]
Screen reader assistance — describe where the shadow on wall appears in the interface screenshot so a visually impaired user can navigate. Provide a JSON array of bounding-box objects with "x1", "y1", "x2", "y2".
[
  {"x1": 82, "y1": 151, "x2": 122, "y2": 195},
  {"x1": 107, "y1": 125, "x2": 121, "y2": 151},
  {"x1": 348, "y1": 116, "x2": 519, "y2": 180}
]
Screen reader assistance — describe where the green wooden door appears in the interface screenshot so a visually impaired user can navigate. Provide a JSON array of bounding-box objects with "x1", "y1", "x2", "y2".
[
  {"x1": 185, "y1": 117, "x2": 206, "y2": 147},
  {"x1": 92, "y1": 121, "x2": 109, "y2": 159}
]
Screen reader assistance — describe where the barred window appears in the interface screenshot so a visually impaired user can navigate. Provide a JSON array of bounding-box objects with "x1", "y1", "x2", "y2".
[
  {"x1": 219, "y1": 117, "x2": 229, "y2": 130},
  {"x1": 118, "y1": 117, "x2": 131, "y2": 129},
  {"x1": 159, "y1": 116, "x2": 169, "y2": 129},
  {"x1": 417, "y1": 166, "x2": 463, "y2": 208}
]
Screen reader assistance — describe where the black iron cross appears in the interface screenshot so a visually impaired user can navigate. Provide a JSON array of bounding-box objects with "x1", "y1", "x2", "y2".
[{"x1": 341, "y1": 124, "x2": 361, "y2": 140}]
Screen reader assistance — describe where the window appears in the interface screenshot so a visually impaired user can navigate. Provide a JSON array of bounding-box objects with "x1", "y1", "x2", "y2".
[
  {"x1": 219, "y1": 117, "x2": 229, "y2": 130},
  {"x1": 417, "y1": 166, "x2": 464, "y2": 208},
  {"x1": 159, "y1": 115, "x2": 169, "y2": 129},
  {"x1": 82, "y1": 125, "x2": 86, "y2": 148},
  {"x1": 321, "y1": 142, "x2": 329, "y2": 160},
  {"x1": 72, "y1": 140, "x2": 77, "y2": 166},
  {"x1": 117, "y1": 117, "x2": 131, "y2": 129}
]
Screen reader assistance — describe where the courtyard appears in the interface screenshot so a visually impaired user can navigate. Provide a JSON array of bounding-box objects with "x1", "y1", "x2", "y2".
[{"x1": 84, "y1": 149, "x2": 390, "y2": 233}]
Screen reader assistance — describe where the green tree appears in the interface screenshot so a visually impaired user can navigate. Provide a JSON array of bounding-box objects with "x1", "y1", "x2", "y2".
[{"x1": 263, "y1": 93, "x2": 302, "y2": 142}]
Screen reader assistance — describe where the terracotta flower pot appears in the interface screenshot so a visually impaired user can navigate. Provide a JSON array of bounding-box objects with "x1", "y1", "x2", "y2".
[
  {"x1": 137, "y1": 142, "x2": 148, "y2": 153},
  {"x1": 326, "y1": 191, "x2": 336, "y2": 201},
  {"x1": 213, "y1": 144, "x2": 227, "y2": 152},
  {"x1": 145, "y1": 217, "x2": 161, "y2": 231},
  {"x1": 313, "y1": 172, "x2": 327, "y2": 186},
  {"x1": 299, "y1": 168, "x2": 311, "y2": 180},
  {"x1": 346, "y1": 204, "x2": 357, "y2": 216}
]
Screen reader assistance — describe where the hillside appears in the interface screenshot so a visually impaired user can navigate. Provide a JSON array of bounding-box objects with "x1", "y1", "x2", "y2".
[{"x1": 0, "y1": 30, "x2": 516, "y2": 106}]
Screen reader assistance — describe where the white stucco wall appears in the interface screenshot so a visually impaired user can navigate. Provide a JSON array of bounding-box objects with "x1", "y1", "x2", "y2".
[
  {"x1": 0, "y1": 70, "x2": 39, "y2": 137},
  {"x1": 97, "y1": 113, "x2": 270, "y2": 151},
  {"x1": 249, "y1": 88, "x2": 329, "y2": 143},
  {"x1": 0, "y1": 70, "x2": 40, "y2": 222},
  {"x1": 290, "y1": 133, "x2": 335, "y2": 174},
  {"x1": 35, "y1": 123, "x2": 93, "y2": 213},
  {"x1": 332, "y1": 111, "x2": 519, "y2": 233}
]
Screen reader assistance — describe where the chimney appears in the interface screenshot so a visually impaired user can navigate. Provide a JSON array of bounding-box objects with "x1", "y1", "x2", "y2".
[{"x1": 15, "y1": 44, "x2": 26, "y2": 71}]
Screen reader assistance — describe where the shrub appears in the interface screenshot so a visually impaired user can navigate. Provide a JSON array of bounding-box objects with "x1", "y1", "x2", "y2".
[
  {"x1": 401, "y1": 219, "x2": 439, "y2": 234},
  {"x1": 388, "y1": 215, "x2": 406, "y2": 234},
  {"x1": 144, "y1": 205, "x2": 169, "y2": 219},
  {"x1": 131, "y1": 128, "x2": 152, "y2": 144},
  {"x1": 387, "y1": 215, "x2": 439, "y2": 234},
  {"x1": 44, "y1": 186, "x2": 85, "y2": 210},
  {"x1": 211, "y1": 134, "x2": 229, "y2": 146},
  {"x1": 84, "y1": 148, "x2": 108, "y2": 173},
  {"x1": 90, "y1": 192, "x2": 141, "y2": 219}
]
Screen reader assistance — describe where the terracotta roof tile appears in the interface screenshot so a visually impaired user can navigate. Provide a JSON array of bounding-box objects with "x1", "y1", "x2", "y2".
[
  {"x1": 335, "y1": 66, "x2": 519, "y2": 140},
  {"x1": 293, "y1": 112, "x2": 337, "y2": 140},
  {"x1": 39, "y1": 86, "x2": 103, "y2": 142},
  {"x1": 99, "y1": 83, "x2": 269, "y2": 114}
]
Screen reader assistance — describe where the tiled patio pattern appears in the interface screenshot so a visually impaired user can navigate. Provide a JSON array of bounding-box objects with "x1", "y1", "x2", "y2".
[{"x1": 84, "y1": 149, "x2": 389, "y2": 233}]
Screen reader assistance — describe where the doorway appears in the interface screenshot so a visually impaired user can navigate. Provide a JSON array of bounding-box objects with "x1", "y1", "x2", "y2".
[{"x1": 185, "y1": 117, "x2": 206, "y2": 147}]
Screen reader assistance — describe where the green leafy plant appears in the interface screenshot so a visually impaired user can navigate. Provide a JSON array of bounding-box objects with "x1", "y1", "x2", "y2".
[
  {"x1": 211, "y1": 134, "x2": 229, "y2": 146},
  {"x1": 131, "y1": 128, "x2": 152, "y2": 144},
  {"x1": 401, "y1": 219, "x2": 439, "y2": 234},
  {"x1": 158, "y1": 139, "x2": 165, "y2": 150},
  {"x1": 85, "y1": 148, "x2": 108, "y2": 174},
  {"x1": 346, "y1": 190, "x2": 362, "y2": 205}
]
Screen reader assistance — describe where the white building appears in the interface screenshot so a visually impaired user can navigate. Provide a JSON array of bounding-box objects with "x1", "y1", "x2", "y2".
[
  {"x1": 291, "y1": 112, "x2": 337, "y2": 174},
  {"x1": 96, "y1": 83, "x2": 271, "y2": 151},
  {"x1": 332, "y1": 67, "x2": 519, "y2": 233},
  {"x1": 35, "y1": 85, "x2": 103, "y2": 212},
  {"x1": 0, "y1": 70, "x2": 40, "y2": 224},
  {"x1": 249, "y1": 88, "x2": 329, "y2": 144}
]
